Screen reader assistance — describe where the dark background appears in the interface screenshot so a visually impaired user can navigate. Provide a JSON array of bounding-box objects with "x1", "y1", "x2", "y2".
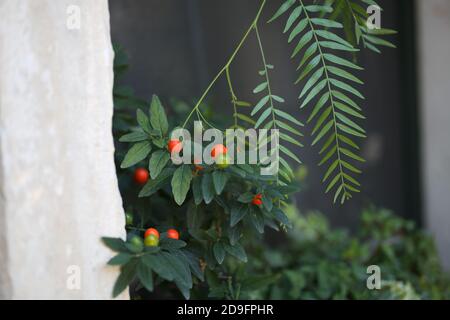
[{"x1": 109, "y1": 0, "x2": 420, "y2": 229}]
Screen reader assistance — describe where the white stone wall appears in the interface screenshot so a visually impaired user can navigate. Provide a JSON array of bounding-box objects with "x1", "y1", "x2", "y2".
[
  {"x1": 0, "y1": 0, "x2": 128, "y2": 299},
  {"x1": 417, "y1": 0, "x2": 450, "y2": 269}
]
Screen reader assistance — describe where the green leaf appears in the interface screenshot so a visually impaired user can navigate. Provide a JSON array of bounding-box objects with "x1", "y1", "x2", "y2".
[
  {"x1": 113, "y1": 260, "x2": 138, "y2": 298},
  {"x1": 332, "y1": 90, "x2": 361, "y2": 110},
  {"x1": 137, "y1": 109, "x2": 152, "y2": 133},
  {"x1": 102, "y1": 237, "x2": 128, "y2": 252},
  {"x1": 192, "y1": 177, "x2": 203, "y2": 205},
  {"x1": 335, "y1": 102, "x2": 365, "y2": 119},
  {"x1": 338, "y1": 134, "x2": 360, "y2": 150},
  {"x1": 312, "y1": 106, "x2": 332, "y2": 135},
  {"x1": 279, "y1": 145, "x2": 302, "y2": 164},
  {"x1": 149, "y1": 150, "x2": 170, "y2": 179},
  {"x1": 213, "y1": 242, "x2": 226, "y2": 264},
  {"x1": 300, "y1": 79, "x2": 327, "y2": 108},
  {"x1": 230, "y1": 205, "x2": 248, "y2": 227},
  {"x1": 323, "y1": 53, "x2": 363, "y2": 70},
  {"x1": 119, "y1": 131, "x2": 148, "y2": 143},
  {"x1": 310, "y1": 18, "x2": 343, "y2": 28},
  {"x1": 341, "y1": 148, "x2": 365, "y2": 162},
  {"x1": 120, "y1": 141, "x2": 151, "y2": 168},
  {"x1": 108, "y1": 253, "x2": 133, "y2": 266},
  {"x1": 171, "y1": 165, "x2": 193, "y2": 206},
  {"x1": 280, "y1": 132, "x2": 303, "y2": 147},
  {"x1": 212, "y1": 171, "x2": 229, "y2": 195},
  {"x1": 238, "y1": 192, "x2": 254, "y2": 203},
  {"x1": 272, "y1": 207, "x2": 291, "y2": 227},
  {"x1": 337, "y1": 123, "x2": 366, "y2": 138},
  {"x1": 228, "y1": 226, "x2": 241, "y2": 246},
  {"x1": 159, "y1": 238, "x2": 187, "y2": 250},
  {"x1": 183, "y1": 251, "x2": 204, "y2": 281},
  {"x1": 149, "y1": 95, "x2": 168, "y2": 135},
  {"x1": 336, "y1": 112, "x2": 365, "y2": 133},
  {"x1": 251, "y1": 96, "x2": 269, "y2": 116},
  {"x1": 141, "y1": 254, "x2": 174, "y2": 281},
  {"x1": 327, "y1": 66, "x2": 363, "y2": 84},
  {"x1": 276, "y1": 120, "x2": 303, "y2": 137},
  {"x1": 330, "y1": 79, "x2": 364, "y2": 99},
  {"x1": 255, "y1": 108, "x2": 272, "y2": 128},
  {"x1": 137, "y1": 261, "x2": 153, "y2": 292},
  {"x1": 288, "y1": 19, "x2": 308, "y2": 43},
  {"x1": 299, "y1": 67, "x2": 324, "y2": 98},
  {"x1": 269, "y1": 0, "x2": 296, "y2": 23},
  {"x1": 187, "y1": 202, "x2": 203, "y2": 235},
  {"x1": 201, "y1": 173, "x2": 215, "y2": 204},
  {"x1": 234, "y1": 113, "x2": 256, "y2": 125},
  {"x1": 308, "y1": 92, "x2": 330, "y2": 122},
  {"x1": 161, "y1": 251, "x2": 192, "y2": 288},
  {"x1": 250, "y1": 212, "x2": 265, "y2": 233},
  {"x1": 292, "y1": 30, "x2": 313, "y2": 56},
  {"x1": 271, "y1": 95, "x2": 285, "y2": 103},
  {"x1": 319, "y1": 41, "x2": 359, "y2": 52},
  {"x1": 315, "y1": 30, "x2": 353, "y2": 48},
  {"x1": 223, "y1": 243, "x2": 247, "y2": 262},
  {"x1": 284, "y1": 6, "x2": 303, "y2": 33},
  {"x1": 323, "y1": 159, "x2": 339, "y2": 182},
  {"x1": 274, "y1": 109, "x2": 304, "y2": 126},
  {"x1": 325, "y1": 173, "x2": 342, "y2": 193},
  {"x1": 312, "y1": 120, "x2": 333, "y2": 146},
  {"x1": 139, "y1": 168, "x2": 174, "y2": 197},
  {"x1": 235, "y1": 100, "x2": 252, "y2": 107},
  {"x1": 253, "y1": 82, "x2": 268, "y2": 94}
]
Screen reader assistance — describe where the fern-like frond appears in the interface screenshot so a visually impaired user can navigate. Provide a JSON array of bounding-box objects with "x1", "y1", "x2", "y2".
[
  {"x1": 328, "y1": 0, "x2": 397, "y2": 53},
  {"x1": 251, "y1": 25, "x2": 304, "y2": 184},
  {"x1": 270, "y1": 0, "x2": 366, "y2": 203}
]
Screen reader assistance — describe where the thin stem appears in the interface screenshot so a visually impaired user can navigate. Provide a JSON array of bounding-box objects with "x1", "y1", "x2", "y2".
[
  {"x1": 182, "y1": 0, "x2": 267, "y2": 129},
  {"x1": 226, "y1": 67, "x2": 239, "y2": 128},
  {"x1": 299, "y1": 0, "x2": 348, "y2": 200},
  {"x1": 254, "y1": 25, "x2": 277, "y2": 130},
  {"x1": 255, "y1": 24, "x2": 280, "y2": 187}
]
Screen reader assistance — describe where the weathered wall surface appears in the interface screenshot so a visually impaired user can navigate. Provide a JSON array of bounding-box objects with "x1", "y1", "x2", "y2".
[
  {"x1": 417, "y1": 0, "x2": 450, "y2": 269},
  {"x1": 0, "y1": 0, "x2": 127, "y2": 299}
]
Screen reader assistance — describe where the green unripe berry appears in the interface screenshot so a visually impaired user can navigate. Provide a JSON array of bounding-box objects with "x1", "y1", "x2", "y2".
[
  {"x1": 144, "y1": 234, "x2": 159, "y2": 247},
  {"x1": 128, "y1": 235, "x2": 144, "y2": 253},
  {"x1": 215, "y1": 153, "x2": 230, "y2": 169},
  {"x1": 125, "y1": 212, "x2": 133, "y2": 226}
]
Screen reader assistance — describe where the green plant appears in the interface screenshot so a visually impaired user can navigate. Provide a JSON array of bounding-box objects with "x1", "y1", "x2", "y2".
[
  {"x1": 233, "y1": 206, "x2": 450, "y2": 300},
  {"x1": 104, "y1": 1, "x2": 397, "y2": 299}
]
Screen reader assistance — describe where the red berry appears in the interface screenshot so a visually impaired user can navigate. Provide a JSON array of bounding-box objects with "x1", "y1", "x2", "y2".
[
  {"x1": 166, "y1": 229, "x2": 179, "y2": 240},
  {"x1": 168, "y1": 139, "x2": 182, "y2": 154},
  {"x1": 134, "y1": 168, "x2": 149, "y2": 185},
  {"x1": 144, "y1": 228, "x2": 159, "y2": 239},
  {"x1": 211, "y1": 144, "x2": 227, "y2": 158},
  {"x1": 252, "y1": 194, "x2": 263, "y2": 206}
]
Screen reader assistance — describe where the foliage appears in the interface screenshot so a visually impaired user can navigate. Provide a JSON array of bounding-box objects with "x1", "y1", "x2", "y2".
[
  {"x1": 230, "y1": 206, "x2": 450, "y2": 300},
  {"x1": 105, "y1": 0, "x2": 399, "y2": 299}
]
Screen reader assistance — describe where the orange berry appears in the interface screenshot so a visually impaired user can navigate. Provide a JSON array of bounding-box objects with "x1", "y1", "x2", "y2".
[
  {"x1": 167, "y1": 229, "x2": 179, "y2": 240},
  {"x1": 167, "y1": 139, "x2": 182, "y2": 154},
  {"x1": 211, "y1": 144, "x2": 227, "y2": 158},
  {"x1": 133, "y1": 168, "x2": 149, "y2": 185},
  {"x1": 144, "y1": 228, "x2": 159, "y2": 239}
]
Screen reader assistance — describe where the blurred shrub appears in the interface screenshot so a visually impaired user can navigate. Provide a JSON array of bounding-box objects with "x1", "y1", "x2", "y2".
[{"x1": 234, "y1": 206, "x2": 450, "y2": 300}]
